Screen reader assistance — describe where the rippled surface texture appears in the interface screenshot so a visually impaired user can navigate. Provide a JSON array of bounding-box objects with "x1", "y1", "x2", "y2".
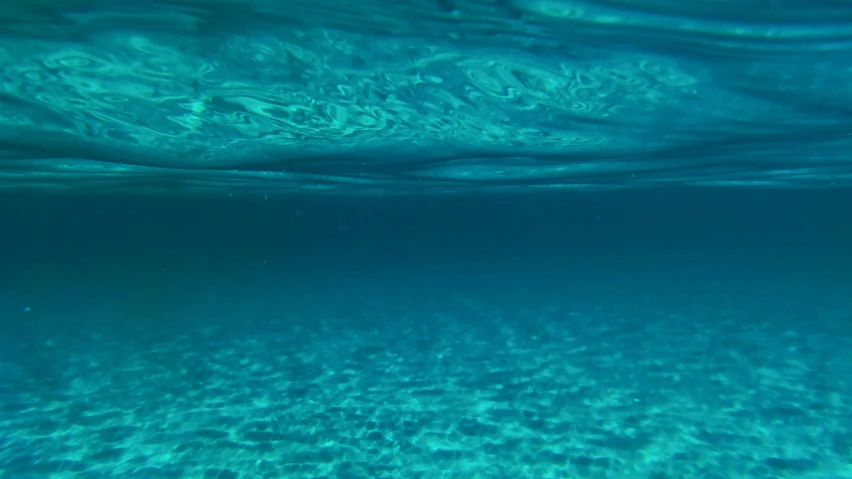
[{"x1": 2, "y1": 0, "x2": 852, "y2": 193}]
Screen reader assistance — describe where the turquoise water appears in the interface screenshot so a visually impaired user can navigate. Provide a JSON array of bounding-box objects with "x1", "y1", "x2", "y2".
[
  {"x1": 1, "y1": 1, "x2": 852, "y2": 479},
  {"x1": 2, "y1": 0, "x2": 852, "y2": 192},
  {"x1": 2, "y1": 192, "x2": 851, "y2": 479}
]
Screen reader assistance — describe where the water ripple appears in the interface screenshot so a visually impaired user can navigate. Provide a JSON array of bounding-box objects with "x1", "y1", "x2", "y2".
[{"x1": 0, "y1": 0, "x2": 851, "y2": 193}]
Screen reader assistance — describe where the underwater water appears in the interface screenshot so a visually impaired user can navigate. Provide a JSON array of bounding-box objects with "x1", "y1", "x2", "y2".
[
  {"x1": 2, "y1": 0, "x2": 852, "y2": 192},
  {"x1": 1, "y1": 1, "x2": 852, "y2": 479}
]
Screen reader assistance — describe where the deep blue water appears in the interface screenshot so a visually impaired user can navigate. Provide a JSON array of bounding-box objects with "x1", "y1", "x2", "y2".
[{"x1": 1, "y1": 1, "x2": 852, "y2": 479}]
